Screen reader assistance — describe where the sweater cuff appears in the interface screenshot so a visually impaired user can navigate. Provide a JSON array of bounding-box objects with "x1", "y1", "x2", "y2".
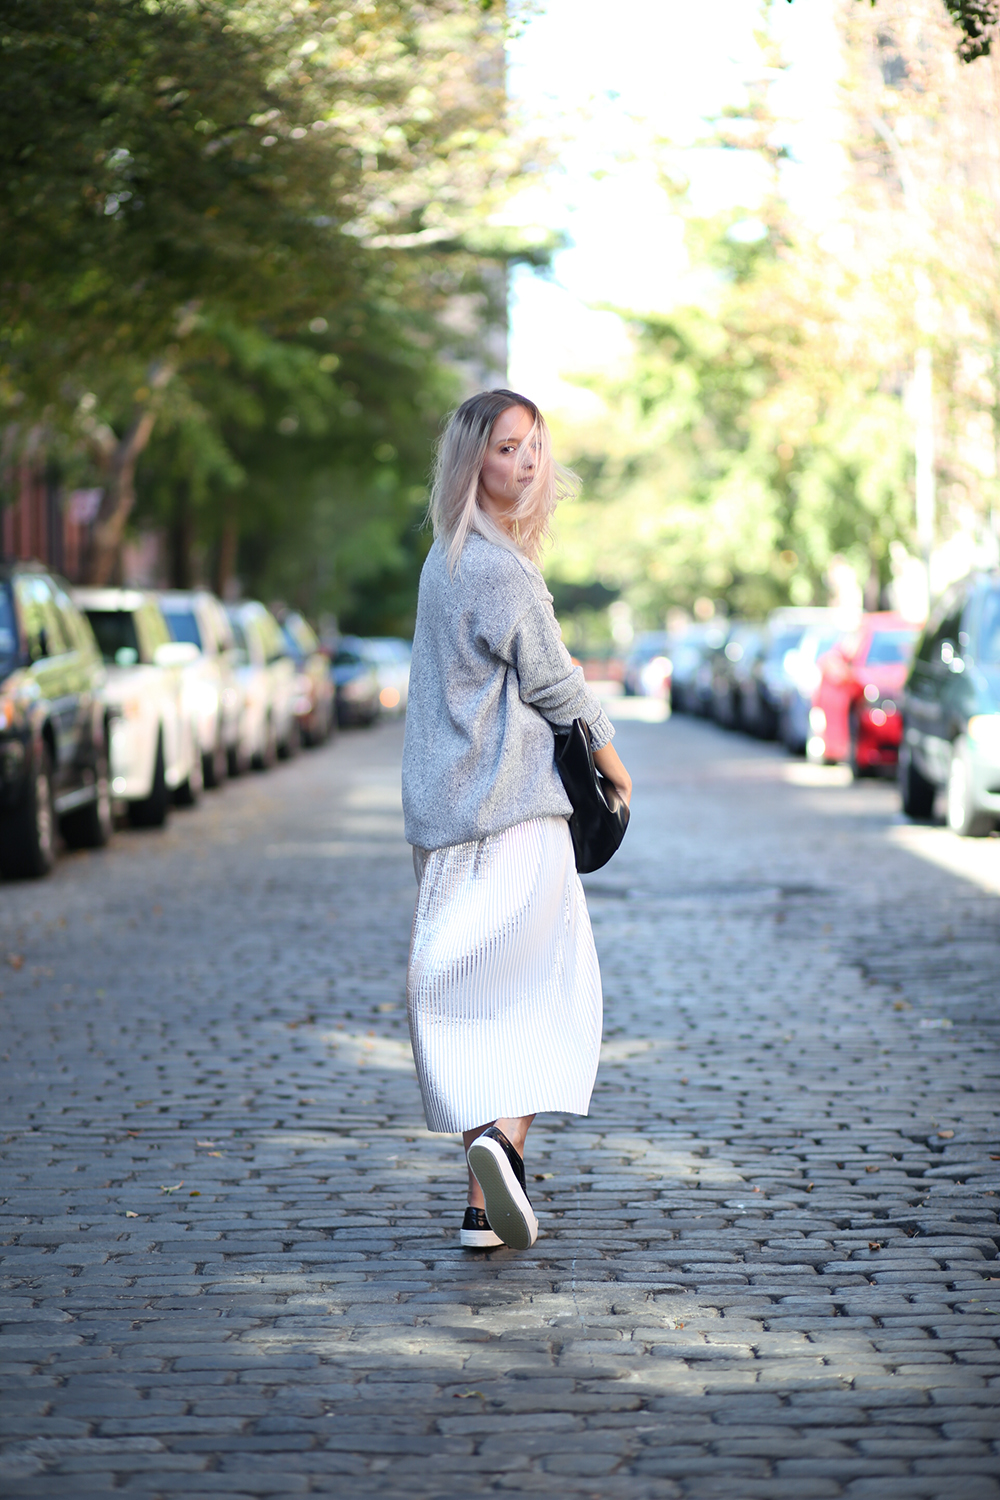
[{"x1": 587, "y1": 706, "x2": 615, "y2": 750}]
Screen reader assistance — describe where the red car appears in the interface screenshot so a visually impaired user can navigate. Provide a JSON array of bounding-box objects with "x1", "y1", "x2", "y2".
[{"x1": 809, "y1": 612, "x2": 920, "y2": 775}]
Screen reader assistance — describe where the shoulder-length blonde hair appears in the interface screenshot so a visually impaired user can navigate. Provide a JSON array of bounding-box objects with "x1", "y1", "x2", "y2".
[{"x1": 428, "y1": 388, "x2": 580, "y2": 573}]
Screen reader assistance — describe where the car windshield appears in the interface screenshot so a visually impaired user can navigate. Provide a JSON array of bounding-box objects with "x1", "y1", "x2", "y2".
[
  {"x1": 0, "y1": 584, "x2": 17, "y2": 676},
  {"x1": 979, "y1": 586, "x2": 1000, "y2": 665},
  {"x1": 864, "y1": 629, "x2": 916, "y2": 666},
  {"x1": 85, "y1": 609, "x2": 140, "y2": 665},
  {"x1": 162, "y1": 608, "x2": 202, "y2": 649},
  {"x1": 284, "y1": 616, "x2": 318, "y2": 654}
]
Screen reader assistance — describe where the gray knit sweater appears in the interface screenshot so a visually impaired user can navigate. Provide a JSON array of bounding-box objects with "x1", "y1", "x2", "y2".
[{"x1": 402, "y1": 532, "x2": 614, "y2": 851}]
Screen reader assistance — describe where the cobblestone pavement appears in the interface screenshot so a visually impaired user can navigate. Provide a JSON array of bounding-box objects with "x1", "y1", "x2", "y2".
[{"x1": 2, "y1": 710, "x2": 999, "y2": 1500}]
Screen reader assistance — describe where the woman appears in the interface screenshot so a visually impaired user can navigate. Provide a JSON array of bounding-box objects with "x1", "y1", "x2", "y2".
[{"x1": 402, "y1": 389, "x2": 632, "y2": 1251}]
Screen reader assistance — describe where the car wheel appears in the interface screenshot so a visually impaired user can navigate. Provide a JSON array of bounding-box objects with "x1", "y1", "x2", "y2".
[
  {"x1": 946, "y1": 737, "x2": 993, "y2": 837},
  {"x1": 62, "y1": 750, "x2": 114, "y2": 850},
  {"x1": 253, "y1": 716, "x2": 277, "y2": 771},
  {"x1": 899, "y1": 743, "x2": 935, "y2": 819},
  {"x1": 227, "y1": 737, "x2": 249, "y2": 777},
  {"x1": 278, "y1": 716, "x2": 300, "y2": 760},
  {"x1": 849, "y1": 708, "x2": 872, "y2": 779},
  {"x1": 129, "y1": 730, "x2": 170, "y2": 828},
  {"x1": 203, "y1": 730, "x2": 226, "y2": 789},
  {"x1": 0, "y1": 741, "x2": 56, "y2": 879},
  {"x1": 175, "y1": 730, "x2": 204, "y2": 806}
]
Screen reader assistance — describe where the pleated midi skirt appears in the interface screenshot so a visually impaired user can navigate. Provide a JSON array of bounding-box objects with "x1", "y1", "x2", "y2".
[{"x1": 406, "y1": 815, "x2": 603, "y2": 1134}]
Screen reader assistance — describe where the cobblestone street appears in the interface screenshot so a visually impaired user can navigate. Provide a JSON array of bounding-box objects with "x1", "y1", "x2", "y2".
[{"x1": 2, "y1": 710, "x2": 999, "y2": 1499}]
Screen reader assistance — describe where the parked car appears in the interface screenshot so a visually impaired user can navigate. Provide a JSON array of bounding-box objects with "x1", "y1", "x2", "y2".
[
  {"x1": 780, "y1": 621, "x2": 850, "y2": 754},
  {"x1": 279, "y1": 611, "x2": 335, "y2": 746},
  {"x1": 331, "y1": 635, "x2": 382, "y2": 726},
  {"x1": 899, "y1": 570, "x2": 1000, "y2": 836},
  {"x1": 809, "y1": 611, "x2": 918, "y2": 775},
  {"x1": 0, "y1": 563, "x2": 112, "y2": 878},
  {"x1": 623, "y1": 632, "x2": 673, "y2": 699},
  {"x1": 158, "y1": 589, "x2": 241, "y2": 786},
  {"x1": 361, "y1": 637, "x2": 412, "y2": 715},
  {"x1": 225, "y1": 601, "x2": 298, "y2": 767},
  {"x1": 75, "y1": 587, "x2": 203, "y2": 824},
  {"x1": 671, "y1": 623, "x2": 727, "y2": 715},
  {"x1": 739, "y1": 620, "x2": 800, "y2": 737},
  {"x1": 710, "y1": 623, "x2": 764, "y2": 729}
]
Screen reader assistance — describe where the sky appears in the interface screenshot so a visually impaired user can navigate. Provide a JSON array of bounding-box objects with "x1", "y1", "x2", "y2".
[{"x1": 503, "y1": 0, "x2": 844, "y2": 415}]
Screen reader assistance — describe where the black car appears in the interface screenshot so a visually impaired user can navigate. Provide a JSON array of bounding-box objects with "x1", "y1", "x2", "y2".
[
  {"x1": 330, "y1": 636, "x2": 382, "y2": 727},
  {"x1": 742, "y1": 623, "x2": 809, "y2": 739},
  {"x1": 710, "y1": 623, "x2": 764, "y2": 729},
  {"x1": 0, "y1": 562, "x2": 112, "y2": 878},
  {"x1": 900, "y1": 570, "x2": 1000, "y2": 836},
  {"x1": 670, "y1": 624, "x2": 727, "y2": 715}
]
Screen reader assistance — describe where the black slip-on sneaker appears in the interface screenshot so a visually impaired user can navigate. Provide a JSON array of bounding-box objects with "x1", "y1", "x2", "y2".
[
  {"x1": 466, "y1": 1126, "x2": 538, "y2": 1250},
  {"x1": 460, "y1": 1206, "x2": 503, "y2": 1249}
]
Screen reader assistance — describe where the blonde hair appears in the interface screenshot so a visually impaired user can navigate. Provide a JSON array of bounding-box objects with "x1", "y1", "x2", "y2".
[{"x1": 428, "y1": 388, "x2": 580, "y2": 573}]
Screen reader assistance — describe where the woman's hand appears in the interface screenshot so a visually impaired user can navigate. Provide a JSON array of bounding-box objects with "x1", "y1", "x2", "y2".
[{"x1": 593, "y1": 742, "x2": 632, "y2": 809}]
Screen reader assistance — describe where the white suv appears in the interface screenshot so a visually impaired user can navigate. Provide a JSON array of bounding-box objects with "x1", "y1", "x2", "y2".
[
  {"x1": 225, "y1": 602, "x2": 298, "y2": 768},
  {"x1": 74, "y1": 589, "x2": 202, "y2": 825},
  {"x1": 158, "y1": 590, "x2": 240, "y2": 784}
]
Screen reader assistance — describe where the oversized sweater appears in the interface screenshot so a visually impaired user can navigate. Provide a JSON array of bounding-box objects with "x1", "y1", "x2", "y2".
[{"x1": 402, "y1": 532, "x2": 614, "y2": 851}]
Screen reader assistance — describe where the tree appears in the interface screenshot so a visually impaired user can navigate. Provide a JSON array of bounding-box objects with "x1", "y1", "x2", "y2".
[
  {"x1": 544, "y1": 29, "x2": 917, "y2": 629},
  {"x1": 0, "y1": 0, "x2": 524, "y2": 585},
  {"x1": 852, "y1": 0, "x2": 998, "y2": 61}
]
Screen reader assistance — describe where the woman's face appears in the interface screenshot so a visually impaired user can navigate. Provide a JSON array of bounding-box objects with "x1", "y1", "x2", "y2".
[{"x1": 478, "y1": 405, "x2": 535, "y2": 527}]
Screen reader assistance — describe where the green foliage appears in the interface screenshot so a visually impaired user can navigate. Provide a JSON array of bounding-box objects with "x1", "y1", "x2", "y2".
[
  {"x1": 1, "y1": 0, "x2": 524, "y2": 614},
  {"x1": 853, "y1": 0, "x2": 998, "y2": 60},
  {"x1": 549, "y1": 203, "x2": 914, "y2": 626}
]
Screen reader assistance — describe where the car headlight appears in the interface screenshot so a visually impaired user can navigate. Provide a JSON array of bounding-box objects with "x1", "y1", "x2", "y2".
[
  {"x1": 967, "y1": 713, "x2": 1000, "y2": 751},
  {"x1": 809, "y1": 706, "x2": 827, "y2": 732}
]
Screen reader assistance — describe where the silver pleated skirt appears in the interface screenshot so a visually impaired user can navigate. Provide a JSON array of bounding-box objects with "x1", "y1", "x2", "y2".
[{"x1": 406, "y1": 815, "x2": 603, "y2": 1134}]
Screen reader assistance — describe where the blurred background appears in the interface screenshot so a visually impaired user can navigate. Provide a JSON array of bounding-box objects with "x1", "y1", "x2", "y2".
[{"x1": 2, "y1": 0, "x2": 998, "y2": 640}]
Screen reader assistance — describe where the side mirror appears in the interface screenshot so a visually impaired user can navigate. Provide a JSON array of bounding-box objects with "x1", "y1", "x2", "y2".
[{"x1": 153, "y1": 641, "x2": 199, "y2": 668}]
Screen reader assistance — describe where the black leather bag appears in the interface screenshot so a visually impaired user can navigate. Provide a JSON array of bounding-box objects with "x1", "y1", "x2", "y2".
[{"x1": 552, "y1": 718, "x2": 630, "y2": 874}]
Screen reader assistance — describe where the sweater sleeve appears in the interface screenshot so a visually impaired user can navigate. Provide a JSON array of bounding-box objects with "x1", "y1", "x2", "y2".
[{"x1": 495, "y1": 583, "x2": 615, "y2": 750}]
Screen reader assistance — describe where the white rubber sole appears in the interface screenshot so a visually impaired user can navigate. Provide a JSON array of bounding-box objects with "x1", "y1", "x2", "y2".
[
  {"x1": 460, "y1": 1224, "x2": 503, "y2": 1249},
  {"x1": 467, "y1": 1136, "x2": 538, "y2": 1250}
]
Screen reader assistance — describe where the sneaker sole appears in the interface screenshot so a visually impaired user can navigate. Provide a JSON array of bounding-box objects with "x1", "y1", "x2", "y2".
[
  {"x1": 460, "y1": 1226, "x2": 503, "y2": 1249},
  {"x1": 467, "y1": 1136, "x2": 538, "y2": 1251}
]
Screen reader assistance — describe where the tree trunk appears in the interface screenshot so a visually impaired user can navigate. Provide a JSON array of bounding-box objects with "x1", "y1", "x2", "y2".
[
  {"x1": 213, "y1": 505, "x2": 239, "y2": 600},
  {"x1": 168, "y1": 479, "x2": 194, "y2": 589},
  {"x1": 84, "y1": 359, "x2": 175, "y2": 586}
]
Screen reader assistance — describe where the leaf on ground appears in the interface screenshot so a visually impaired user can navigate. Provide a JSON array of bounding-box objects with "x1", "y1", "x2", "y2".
[
  {"x1": 868, "y1": 1241, "x2": 883, "y2": 1251},
  {"x1": 124, "y1": 1210, "x2": 139, "y2": 1218},
  {"x1": 159, "y1": 1181, "x2": 184, "y2": 1194},
  {"x1": 453, "y1": 1391, "x2": 485, "y2": 1399},
  {"x1": 189, "y1": 1190, "x2": 201, "y2": 1197},
  {"x1": 196, "y1": 1140, "x2": 216, "y2": 1147},
  {"x1": 534, "y1": 1173, "x2": 554, "y2": 1181},
  {"x1": 6, "y1": 954, "x2": 24, "y2": 970},
  {"x1": 937, "y1": 1129, "x2": 955, "y2": 1139},
  {"x1": 866, "y1": 1165, "x2": 880, "y2": 1172}
]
